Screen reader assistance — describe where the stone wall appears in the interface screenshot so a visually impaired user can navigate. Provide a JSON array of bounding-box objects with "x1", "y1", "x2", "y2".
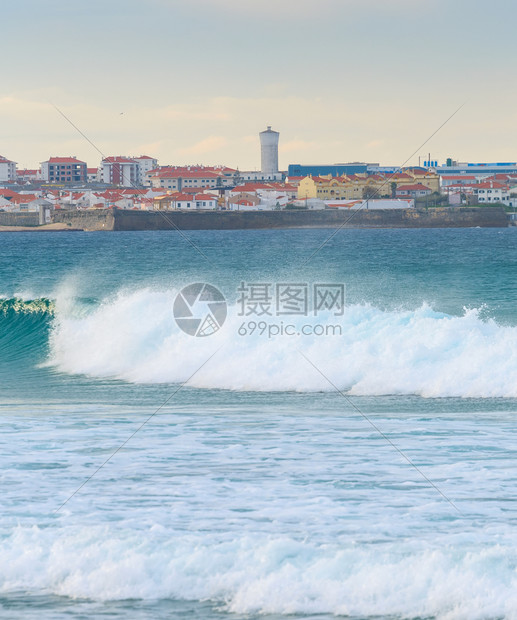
[
  {"x1": 0, "y1": 212, "x2": 40, "y2": 227},
  {"x1": 47, "y1": 206, "x2": 508, "y2": 231},
  {"x1": 52, "y1": 209, "x2": 115, "y2": 231},
  {"x1": 112, "y1": 206, "x2": 509, "y2": 231}
]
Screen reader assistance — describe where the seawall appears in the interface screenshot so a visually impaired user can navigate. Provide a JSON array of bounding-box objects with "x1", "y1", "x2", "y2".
[
  {"x1": 38, "y1": 206, "x2": 509, "y2": 231},
  {"x1": 0, "y1": 212, "x2": 40, "y2": 227},
  {"x1": 112, "y1": 207, "x2": 508, "y2": 230},
  {"x1": 53, "y1": 209, "x2": 115, "y2": 231}
]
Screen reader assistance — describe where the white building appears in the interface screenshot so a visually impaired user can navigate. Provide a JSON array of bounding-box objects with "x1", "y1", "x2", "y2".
[
  {"x1": 239, "y1": 170, "x2": 283, "y2": 182},
  {"x1": 440, "y1": 175, "x2": 478, "y2": 188},
  {"x1": 0, "y1": 196, "x2": 13, "y2": 210},
  {"x1": 16, "y1": 169, "x2": 39, "y2": 183},
  {"x1": 0, "y1": 156, "x2": 17, "y2": 183},
  {"x1": 475, "y1": 181, "x2": 510, "y2": 205},
  {"x1": 395, "y1": 184, "x2": 432, "y2": 198},
  {"x1": 260, "y1": 126, "x2": 279, "y2": 174},
  {"x1": 100, "y1": 156, "x2": 159, "y2": 187},
  {"x1": 148, "y1": 168, "x2": 224, "y2": 191},
  {"x1": 227, "y1": 200, "x2": 273, "y2": 211},
  {"x1": 133, "y1": 156, "x2": 158, "y2": 186},
  {"x1": 101, "y1": 157, "x2": 139, "y2": 187},
  {"x1": 87, "y1": 168, "x2": 99, "y2": 183},
  {"x1": 170, "y1": 193, "x2": 217, "y2": 210}
]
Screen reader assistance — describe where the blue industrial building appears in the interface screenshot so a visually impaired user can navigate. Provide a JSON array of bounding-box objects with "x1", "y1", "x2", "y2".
[
  {"x1": 288, "y1": 163, "x2": 368, "y2": 177},
  {"x1": 436, "y1": 162, "x2": 517, "y2": 176}
]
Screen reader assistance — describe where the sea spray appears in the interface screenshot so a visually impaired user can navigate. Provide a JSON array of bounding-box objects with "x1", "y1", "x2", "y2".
[{"x1": 45, "y1": 288, "x2": 517, "y2": 398}]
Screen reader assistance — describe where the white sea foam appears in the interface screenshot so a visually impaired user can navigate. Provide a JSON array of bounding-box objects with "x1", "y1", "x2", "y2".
[
  {"x1": 47, "y1": 288, "x2": 517, "y2": 397},
  {"x1": 1, "y1": 526, "x2": 517, "y2": 618}
]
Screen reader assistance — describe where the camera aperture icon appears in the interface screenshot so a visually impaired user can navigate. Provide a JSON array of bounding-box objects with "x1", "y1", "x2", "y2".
[{"x1": 174, "y1": 283, "x2": 227, "y2": 337}]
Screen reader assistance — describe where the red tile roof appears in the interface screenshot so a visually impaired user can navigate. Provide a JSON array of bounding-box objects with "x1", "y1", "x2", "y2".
[
  {"x1": 149, "y1": 165, "x2": 233, "y2": 179},
  {"x1": 0, "y1": 189, "x2": 20, "y2": 199},
  {"x1": 12, "y1": 193, "x2": 37, "y2": 203},
  {"x1": 45, "y1": 157, "x2": 86, "y2": 164},
  {"x1": 492, "y1": 174, "x2": 517, "y2": 181},
  {"x1": 103, "y1": 157, "x2": 135, "y2": 164},
  {"x1": 153, "y1": 169, "x2": 221, "y2": 179},
  {"x1": 210, "y1": 166, "x2": 237, "y2": 173},
  {"x1": 476, "y1": 181, "x2": 509, "y2": 190},
  {"x1": 406, "y1": 168, "x2": 434, "y2": 176},
  {"x1": 172, "y1": 193, "x2": 195, "y2": 201}
]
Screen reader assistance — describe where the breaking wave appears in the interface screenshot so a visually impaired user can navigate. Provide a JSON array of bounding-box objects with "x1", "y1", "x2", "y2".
[
  {"x1": 1, "y1": 526, "x2": 517, "y2": 618},
  {"x1": 44, "y1": 288, "x2": 517, "y2": 398}
]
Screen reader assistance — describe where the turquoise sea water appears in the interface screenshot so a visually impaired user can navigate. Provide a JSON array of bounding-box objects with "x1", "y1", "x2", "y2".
[{"x1": 1, "y1": 228, "x2": 517, "y2": 619}]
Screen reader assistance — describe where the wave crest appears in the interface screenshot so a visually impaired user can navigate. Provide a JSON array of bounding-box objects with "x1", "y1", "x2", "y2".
[
  {"x1": 0, "y1": 297, "x2": 55, "y2": 316},
  {"x1": 46, "y1": 288, "x2": 517, "y2": 398}
]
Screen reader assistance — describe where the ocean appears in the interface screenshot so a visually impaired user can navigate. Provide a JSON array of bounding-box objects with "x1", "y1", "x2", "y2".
[{"x1": 1, "y1": 227, "x2": 517, "y2": 619}]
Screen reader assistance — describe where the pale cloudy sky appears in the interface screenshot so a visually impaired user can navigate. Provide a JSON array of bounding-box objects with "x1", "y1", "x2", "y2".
[{"x1": 2, "y1": 0, "x2": 516, "y2": 169}]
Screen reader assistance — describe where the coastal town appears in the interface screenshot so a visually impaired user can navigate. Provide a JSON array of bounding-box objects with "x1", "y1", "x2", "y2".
[{"x1": 1, "y1": 126, "x2": 517, "y2": 224}]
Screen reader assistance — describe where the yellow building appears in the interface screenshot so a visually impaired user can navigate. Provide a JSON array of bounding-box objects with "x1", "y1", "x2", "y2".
[
  {"x1": 297, "y1": 169, "x2": 440, "y2": 202},
  {"x1": 408, "y1": 170, "x2": 440, "y2": 193},
  {"x1": 317, "y1": 176, "x2": 364, "y2": 200},
  {"x1": 297, "y1": 176, "x2": 318, "y2": 199},
  {"x1": 297, "y1": 174, "x2": 389, "y2": 201}
]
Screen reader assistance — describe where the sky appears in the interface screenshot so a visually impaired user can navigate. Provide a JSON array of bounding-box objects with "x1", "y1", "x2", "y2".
[{"x1": 2, "y1": 0, "x2": 517, "y2": 170}]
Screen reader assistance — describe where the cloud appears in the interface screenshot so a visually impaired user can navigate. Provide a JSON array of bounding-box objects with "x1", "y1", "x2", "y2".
[
  {"x1": 178, "y1": 136, "x2": 228, "y2": 157},
  {"x1": 279, "y1": 140, "x2": 317, "y2": 154},
  {"x1": 1, "y1": 90, "x2": 515, "y2": 173},
  {"x1": 365, "y1": 139, "x2": 384, "y2": 150},
  {"x1": 133, "y1": 141, "x2": 164, "y2": 156},
  {"x1": 0, "y1": 96, "x2": 49, "y2": 120}
]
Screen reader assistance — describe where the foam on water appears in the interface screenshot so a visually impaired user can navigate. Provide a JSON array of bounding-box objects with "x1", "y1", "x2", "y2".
[
  {"x1": 47, "y1": 288, "x2": 517, "y2": 397},
  {"x1": 1, "y1": 526, "x2": 517, "y2": 618},
  {"x1": 3, "y1": 228, "x2": 517, "y2": 619}
]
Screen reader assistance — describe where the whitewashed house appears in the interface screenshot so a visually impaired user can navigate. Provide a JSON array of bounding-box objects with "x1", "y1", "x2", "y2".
[{"x1": 475, "y1": 181, "x2": 510, "y2": 205}]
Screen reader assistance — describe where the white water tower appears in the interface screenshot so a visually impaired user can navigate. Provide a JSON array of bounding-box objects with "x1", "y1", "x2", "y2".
[{"x1": 260, "y1": 126, "x2": 279, "y2": 174}]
